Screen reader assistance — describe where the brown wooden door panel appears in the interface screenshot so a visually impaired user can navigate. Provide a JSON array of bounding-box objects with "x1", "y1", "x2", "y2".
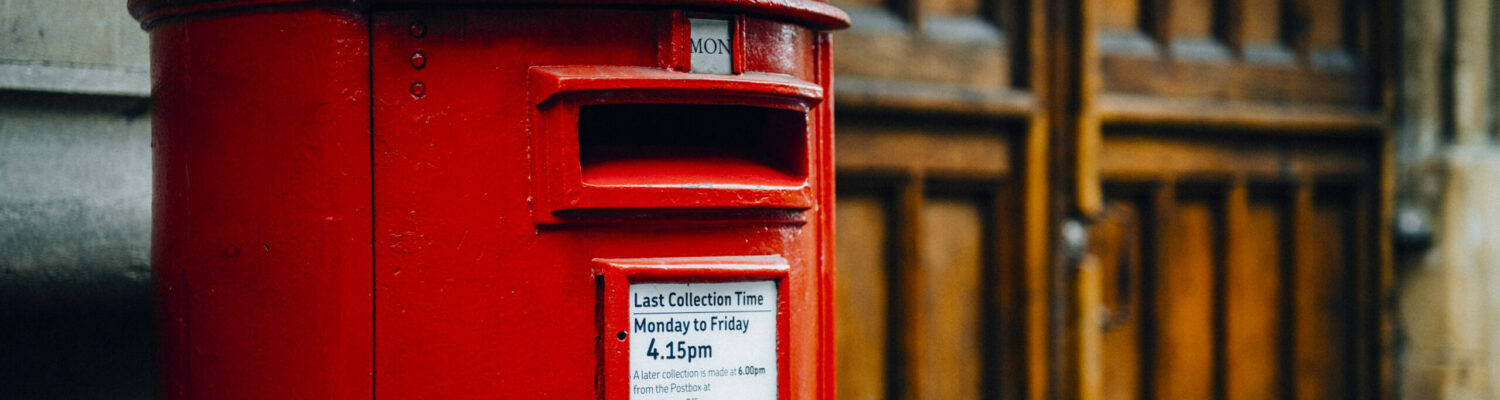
[
  {"x1": 1086, "y1": 130, "x2": 1378, "y2": 400},
  {"x1": 1170, "y1": 0, "x2": 1216, "y2": 39},
  {"x1": 825, "y1": 0, "x2": 1392, "y2": 397},
  {"x1": 835, "y1": 179, "x2": 1025, "y2": 400},
  {"x1": 830, "y1": 0, "x2": 1037, "y2": 117},
  {"x1": 1293, "y1": 187, "x2": 1358, "y2": 400},
  {"x1": 905, "y1": 197, "x2": 988, "y2": 399},
  {"x1": 836, "y1": 195, "x2": 893, "y2": 400},
  {"x1": 836, "y1": 123, "x2": 1012, "y2": 176},
  {"x1": 1093, "y1": 0, "x2": 1378, "y2": 106},
  {"x1": 1225, "y1": 189, "x2": 1286, "y2": 400},
  {"x1": 827, "y1": 0, "x2": 1050, "y2": 395},
  {"x1": 833, "y1": 116, "x2": 1031, "y2": 399},
  {"x1": 1091, "y1": 200, "x2": 1145, "y2": 400},
  {"x1": 1153, "y1": 192, "x2": 1220, "y2": 400}
]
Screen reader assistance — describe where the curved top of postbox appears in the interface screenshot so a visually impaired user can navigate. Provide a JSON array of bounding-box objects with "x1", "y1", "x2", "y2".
[{"x1": 129, "y1": 0, "x2": 850, "y2": 30}]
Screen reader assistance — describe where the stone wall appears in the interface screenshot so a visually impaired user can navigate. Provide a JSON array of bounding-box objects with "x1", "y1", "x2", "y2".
[
  {"x1": 1396, "y1": 0, "x2": 1500, "y2": 398},
  {"x1": 0, "y1": 0, "x2": 153, "y2": 398}
]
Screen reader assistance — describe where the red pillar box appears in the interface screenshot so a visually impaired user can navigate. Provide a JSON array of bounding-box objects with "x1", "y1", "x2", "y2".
[{"x1": 131, "y1": 0, "x2": 847, "y2": 398}]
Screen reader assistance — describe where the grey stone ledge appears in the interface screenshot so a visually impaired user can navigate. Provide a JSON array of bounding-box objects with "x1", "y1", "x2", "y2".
[{"x1": 0, "y1": 60, "x2": 149, "y2": 98}]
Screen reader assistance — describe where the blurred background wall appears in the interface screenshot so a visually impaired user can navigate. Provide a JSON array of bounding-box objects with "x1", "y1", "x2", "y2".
[
  {"x1": 0, "y1": 0, "x2": 155, "y2": 398},
  {"x1": 1395, "y1": 0, "x2": 1500, "y2": 398}
]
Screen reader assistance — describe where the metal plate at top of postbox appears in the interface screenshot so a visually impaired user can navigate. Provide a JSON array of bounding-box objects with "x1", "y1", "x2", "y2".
[{"x1": 689, "y1": 18, "x2": 732, "y2": 74}]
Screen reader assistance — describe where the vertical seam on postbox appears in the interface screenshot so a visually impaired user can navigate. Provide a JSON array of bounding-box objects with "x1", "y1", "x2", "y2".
[
  {"x1": 661, "y1": 10, "x2": 689, "y2": 72},
  {"x1": 733, "y1": 14, "x2": 747, "y2": 75},
  {"x1": 679, "y1": 12, "x2": 693, "y2": 72},
  {"x1": 367, "y1": 14, "x2": 378, "y2": 399}
]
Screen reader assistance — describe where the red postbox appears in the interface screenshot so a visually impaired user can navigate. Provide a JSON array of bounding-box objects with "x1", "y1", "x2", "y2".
[{"x1": 131, "y1": 1, "x2": 847, "y2": 398}]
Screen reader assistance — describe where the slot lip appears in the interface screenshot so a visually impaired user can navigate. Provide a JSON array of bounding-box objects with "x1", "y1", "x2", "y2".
[
  {"x1": 528, "y1": 66, "x2": 820, "y2": 226},
  {"x1": 530, "y1": 66, "x2": 824, "y2": 108}
]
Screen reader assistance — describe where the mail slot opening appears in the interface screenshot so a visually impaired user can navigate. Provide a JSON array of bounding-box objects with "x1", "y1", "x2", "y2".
[{"x1": 577, "y1": 104, "x2": 808, "y2": 187}]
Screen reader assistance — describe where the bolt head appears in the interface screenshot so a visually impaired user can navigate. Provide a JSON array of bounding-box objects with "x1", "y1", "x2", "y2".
[
  {"x1": 410, "y1": 51, "x2": 427, "y2": 69},
  {"x1": 409, "y1": 22, "x2": 426, "y2": 38}
]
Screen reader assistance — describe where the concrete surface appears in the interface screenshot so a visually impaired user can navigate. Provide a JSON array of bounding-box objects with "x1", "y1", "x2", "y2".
[{"x1": 0, "y1": 0, "x2": 154, "y2": 397}]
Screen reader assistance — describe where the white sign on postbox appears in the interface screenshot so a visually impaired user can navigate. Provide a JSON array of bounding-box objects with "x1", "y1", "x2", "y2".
[
  {"x1": 689, "y1": 18, "x2": 733, "y2": 74},
  {"x1": 628, "y1": 280, "x2": 777, "y2": 399}
]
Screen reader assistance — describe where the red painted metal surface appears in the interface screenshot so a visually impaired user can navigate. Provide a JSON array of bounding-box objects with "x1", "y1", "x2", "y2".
[
  {"x1": 143, "y1": 5, "x2": 372, "y2": 400},
  {"x1": 136, "y1": 0, "x2": 843, "y2": 398}
]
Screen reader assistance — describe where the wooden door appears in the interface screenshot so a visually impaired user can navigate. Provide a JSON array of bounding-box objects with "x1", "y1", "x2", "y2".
[
  {"x1": 1081, "y1": 137, "x2": 1384, "y2": 400},
  {"x1": 827, "y1": 0, "x2": 1394, "y2": 399},
  {"x1": 828, "y1": 0, "x2": 1051, "y2": 399},
  {"x1": 1071, "y1": 0, "x2": 1393, "y2": 399}
]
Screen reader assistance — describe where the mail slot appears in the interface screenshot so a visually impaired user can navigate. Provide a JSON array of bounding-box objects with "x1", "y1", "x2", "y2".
[
  {"x1": 133, "y1": 0, "x2": 847, "y2": 398},
  {"x1": 577, "y1": 103, "x2": 808, "y2": 185}
]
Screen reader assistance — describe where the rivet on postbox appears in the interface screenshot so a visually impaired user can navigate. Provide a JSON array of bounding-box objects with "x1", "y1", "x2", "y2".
[
  {"x1": 409, "y1": 51, "x2": 426, "y2": 69},
  {"x1": 409, "y1": 21, "x2": 426, "y2": 38}
]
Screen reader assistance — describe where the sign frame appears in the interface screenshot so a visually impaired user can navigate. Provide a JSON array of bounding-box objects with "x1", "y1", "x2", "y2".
[{"x1": 595, "y1": 256, "x2": 791, "y2": 400}]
